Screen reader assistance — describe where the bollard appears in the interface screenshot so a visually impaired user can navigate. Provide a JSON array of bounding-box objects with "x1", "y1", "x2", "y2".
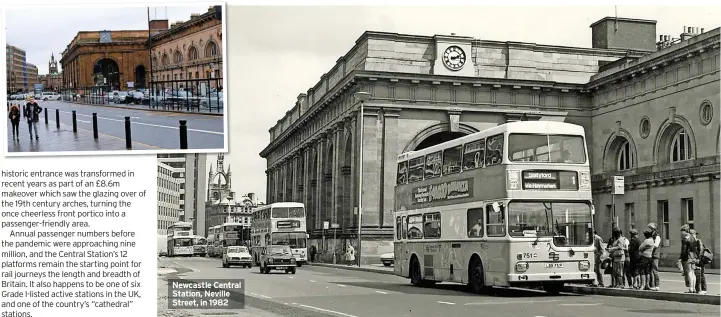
[
  {"x1": 72, "y1": 111, "x2": 77, "y2": 133},
  {"x1": 179, "y1": 120, "x2": 188, "y2": 149},
  {"x1": 124, "y1": 116, "x2": 132, "y2": 149},
  {"x1": 55, "y1": 109, "x2": 60, "y2": 129},
  {"x1": 92, "y1": 113, "x2": 98, "y2": 139},
  {"x1": 45, "y1": 108, "x2": 48, "y2": 124}
]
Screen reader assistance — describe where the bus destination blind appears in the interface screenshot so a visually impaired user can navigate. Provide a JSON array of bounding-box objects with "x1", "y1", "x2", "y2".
[
  {"x1": 522, "y1": 170, "x2": 578, "y2": 190},
  {"x1": 277, "y1": 220, "x2": 300, "y2": 229}
]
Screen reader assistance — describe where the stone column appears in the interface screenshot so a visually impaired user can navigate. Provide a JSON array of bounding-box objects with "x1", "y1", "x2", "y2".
[
  {"x1": 315, "y1": 135, "x2": 326, "y2": 231},
  {"x1": 346, "y1": 113, "x2": 357, "y2": 230},
  {"x1": 331, "y1": 123, "x2": 343, "y2": 227},
  {"x1": 360, "y1": 107, "x2": 381, "y2": 227},
  {"x1": 265, "y1": 170, "x2": 271, "y2": 204},
  {"x1": 278, "y1": 161, "x2": 286, "y2": 202},
  {"x1": 381, "y1": 108, "x2": 401, "y2": 228},
  {"x1": 302, "y1": 145, "x2": 313, "y2": 231}
]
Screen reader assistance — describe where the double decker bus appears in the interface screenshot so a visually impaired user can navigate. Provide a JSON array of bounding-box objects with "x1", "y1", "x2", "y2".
[
  {"x1": 217, "y1": 222, "x2": 245, "y2": 255},
  {"x1": 206, "y1": 225, "x2": 220, "y2": 257},
  {"x1": 167, "y1": 221, "x2": 194, "y2": 257},
  {"x1": 393, "y1": 121, "x2": 595, "y2": 295},
  {"x1": 251, "y1": 202, "x2": 308, "y2": 267},
  {"x1": 191, "y1": 235, "x2": 208, "y2": 256}
]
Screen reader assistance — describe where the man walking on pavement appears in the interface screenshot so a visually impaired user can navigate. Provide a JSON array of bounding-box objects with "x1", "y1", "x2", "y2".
[{"x1": 24, "y1": 96, "x2": 42, "y2": 140}]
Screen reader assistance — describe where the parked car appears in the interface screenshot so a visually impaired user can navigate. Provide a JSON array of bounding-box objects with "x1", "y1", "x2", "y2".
[
  {"x1": 200, "y1": 92, "x2": 224, "y2": 109},
  {"x1": 222, "y1": 246, "x2": 252, "y2": 268},
  {"x1": 258, "y1": 245, "x2": 296, "y2": 274},
  {"x1": 380, "y1": 252, "x2": 394, "y2": 267},
  {"x1": 113, "y1": 91, "x2": 129, "y2": 104}
]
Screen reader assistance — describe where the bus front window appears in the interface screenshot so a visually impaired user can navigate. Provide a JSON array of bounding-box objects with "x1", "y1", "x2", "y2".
[
  {"x1": 271, "y1": 232, "x2": 307, "y2": 248},
  {"x1": 508, "y1": 134, "x2": 586, "y2": 164},
  {"x1": 272, "y1": 208, "x2": 289, "y2": 218},
  {"x1": 288, "y1": 207, "x2": 305, "y2": 218},
  {"x1": 176, "y1": 238, "x2": 193, "y2": 246},
  {"x1": 507, "y1": 201, "x2": 592, "y2": 247}
]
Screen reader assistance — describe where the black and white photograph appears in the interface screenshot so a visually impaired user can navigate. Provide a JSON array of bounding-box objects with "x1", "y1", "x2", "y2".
[
  {"x1": 4, "y1": 4, "x2": 226, "y2": 154},
  {"x1": 155, "y1": 5, "x2": 720, "y2": 317}
]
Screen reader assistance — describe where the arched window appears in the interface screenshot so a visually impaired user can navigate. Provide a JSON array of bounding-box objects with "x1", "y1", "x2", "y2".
[
  {"x1": 670, "y1": 128, "x2": 692, "y2": 162},
  {"x1": 174, "y1": 51, "x2": 182, "y2": 64},
  {"x1": 617, "y1": 139, "x2": 634, "y2": 171},
  {"x1": 161, "y1": 54, "x2": 170, "y2": 66},
  {"x1": 205, "y1": 41, "x2": 218, "y2": 57},
  {"x1": 152, "y1": 56, "x2": 159, "y2": 67},
  {"x1": 188, "y1": 46, "x2": 198, "y2": 60}
]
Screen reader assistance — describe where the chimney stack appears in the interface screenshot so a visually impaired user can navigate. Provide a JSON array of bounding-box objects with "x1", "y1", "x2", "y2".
[{"x1": 297, "y1": 93, "x2": 308, "y2": 115}]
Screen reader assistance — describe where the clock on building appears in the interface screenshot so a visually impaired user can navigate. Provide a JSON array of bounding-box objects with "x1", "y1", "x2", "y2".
[
  {"x1": 99, "y1": 31, "x2": 112, "y2": 43},
  {"x1": 442, "y1": 45, "x2": 466, "y2": 71},
  {"x1": 212, "y1": 191, "x2": 220, "y2": 201}
]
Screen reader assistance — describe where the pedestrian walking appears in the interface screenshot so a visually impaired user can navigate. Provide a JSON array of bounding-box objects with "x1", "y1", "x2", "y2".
[
  {"x1": 638, "y1": 229, "x2": 655, "y2": 290},
  {"x1": 345, "y1": 244, "x2": 355, "y2": 266},
  {"x1": 678, "y1": 224, "x2": 698, "y2": 293},
  {"x1": 647, "y1": 222, "x2": 662, "y2": 291},
  {"x1": 8, "y1": 103, "x2": 21, "y2": 141},
  {"x1": 607, "y1": 228, "x2": 626, "y2": 288},
  {"x1": 309, "y1": 245, "x2": 317, "y2": 263},
  {"x1": 691, "y1": 229, "x2": 708, "y2": 294},
  {"x1": 23, "y1": 96, "x2": 42, "y2": 140},
  {"x1": 592, "y1": 230, "x2": 605, "y2": 287},
  {"x1": 627, "y1": 229, "x2": 641, "y2": 289}
]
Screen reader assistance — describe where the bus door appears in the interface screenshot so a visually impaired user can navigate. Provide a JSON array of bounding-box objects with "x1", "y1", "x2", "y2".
[
  {"x1": 396, "y1": 215, "x2": 408, "y2": 277},
  {"x1": 485, "y1": 201, "x2": 508, "y2": 286}
]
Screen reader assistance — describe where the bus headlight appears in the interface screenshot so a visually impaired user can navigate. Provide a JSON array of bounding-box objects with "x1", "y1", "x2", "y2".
[
  {"x1": 578, "y1": 260, "x2": 590, "y2": 271},
  {"x1": 290, "y1": 258, "x2": 296, "y2": 263},
  {"x1": 268, "y1": 258, "x2": 274, "y2": 263},
  {"x1": 515, "y1": 262, "x2": 529, "y2": 273}
]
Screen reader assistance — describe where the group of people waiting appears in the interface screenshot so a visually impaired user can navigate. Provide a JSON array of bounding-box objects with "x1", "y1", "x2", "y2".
[
  {"x1": 593, "y1": 222, "x2": 710, "y2": 294},
  {"x1": 8, "y1": 96, "x2": 43, "y2": 141}
]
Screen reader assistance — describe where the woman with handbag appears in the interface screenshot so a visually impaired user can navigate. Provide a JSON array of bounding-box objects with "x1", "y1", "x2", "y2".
[{"x1": 607, "y1": 228, "x2": 627, "y2": 288}]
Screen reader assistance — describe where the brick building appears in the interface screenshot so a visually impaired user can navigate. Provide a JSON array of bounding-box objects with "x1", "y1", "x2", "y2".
[
  {"x1": 150, "y1": 7, "x2": 223, "y2": 89},
  {"x1": 6, "y1": 45, "x2": 40, "y2": 92},
  {"x1": 260, "y1": 17, "x2": 720, "y2": 267},
  {"x1": 59, "y1": 30, "x2": 150, "y2": 91}
]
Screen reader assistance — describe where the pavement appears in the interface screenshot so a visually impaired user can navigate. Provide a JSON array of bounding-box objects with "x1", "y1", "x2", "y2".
[
  {"x1": 6, "y1": 100, "x2": 224, "y2": 152},
  {"x1": 158, "y1": 257, "x2": 720, "y2": 317},
  {"x1": 7, "y1": 114, "x2": 157, "y2": 152}
]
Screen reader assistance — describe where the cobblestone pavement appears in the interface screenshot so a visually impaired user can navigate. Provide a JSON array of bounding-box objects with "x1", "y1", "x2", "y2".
[{"x1": 7, "y1": 117, "x2": 158, "y2": 153}]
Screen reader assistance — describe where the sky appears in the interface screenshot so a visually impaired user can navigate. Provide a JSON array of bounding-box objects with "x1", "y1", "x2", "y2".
[
  {"x1": 4, "y1": 4, "x2": 214, "y2": 75},
  {"x1": 222, "y1": 5, "x2": 720, "y2": 202}
]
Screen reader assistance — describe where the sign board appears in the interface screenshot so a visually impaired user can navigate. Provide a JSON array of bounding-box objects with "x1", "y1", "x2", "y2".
[
  {"x1": 127, "y1": 82, "x2": 134, "y2": 88},
  {"x1": 412, "y1": 178, "x2": 473, "y2": 205},
  {"x1": 522, "y1": 170, "x2": 579, "y2": 190},
  {"x1": 276, "y1": 220, "x2": 300, "y2": 229},
  {"x1": 331, "y1": 223, "x2": 340, "y2": 229},
  {"x1": 613, "y1": 176, "x2": 625, "y2": 195},
  {"x1": 323, "y1": 221, "x2": 329, "y2": 230}
]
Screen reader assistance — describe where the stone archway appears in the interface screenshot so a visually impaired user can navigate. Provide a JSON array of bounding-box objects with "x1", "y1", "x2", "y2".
[
  {"x1": 403, "y1": 123, "x2": 479, "y2": 152},
  {"x1": 134, "y1": 65, "x2": 146, "y2": 89},
  {"x1": 653, "y1": 115, "x2": 697, "y2": 165},
  {"x1": 92, "y1": 58, "x2": 120, "y2": 90},
  {"x1": 601, "y1": 128, "x2": 638, "y2": 172}
]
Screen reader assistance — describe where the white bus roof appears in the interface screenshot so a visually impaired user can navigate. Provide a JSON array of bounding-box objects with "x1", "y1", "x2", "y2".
[
  {"x1": 253, "y1": 202, "x2": 304, "y2": 212},
  {"x1": 220, "y1": 222, "x2": 244, "y2": 226},
  {"x1": 398, "y1": 121, "x2": 586, "y2": 162},
  {"x1": 170, "y1": 221, "x2": 193, "y2": 227}
]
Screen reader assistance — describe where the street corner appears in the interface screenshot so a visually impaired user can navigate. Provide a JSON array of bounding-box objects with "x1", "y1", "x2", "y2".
[{"x1": 564, "y1": 285, "x2": 721, "y2": 305}]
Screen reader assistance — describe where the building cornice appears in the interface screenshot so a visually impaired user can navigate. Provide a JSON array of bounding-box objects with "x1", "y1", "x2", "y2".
[{"x1": 151, "y1": 11, "x2": 219, "y2": 43}]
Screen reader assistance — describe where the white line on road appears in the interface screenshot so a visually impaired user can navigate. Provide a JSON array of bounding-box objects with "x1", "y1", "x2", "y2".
[
  {"x1": 310, "y1": 280, "x2": 316, "y2": 283},
  {"x1": 337, "y1": 284, "x2": 346, "y2": 287},
  {"x1": 559, "y1": 303, "x2": 601, "y2": 306},
  {"x1": 78, "y1": 120, "x2": 91, "y2": 123},
  {"x1": 437, "y1": 301, "x2": 456, "y2": 305},
  {"x1": 118, "y1": 115, "x2": 141, "y2": 119},
  {"x1": 257, "y1": 294, "x2": 272, "y2": 299},
  {"x1": 464, "y1": 300, "x2": 562, "y2": 306},
  {"x1": 375, "y1": 291, "x2": 388, "y2": 294},
  {"x1": 295, "y1": 303, "x2": 358, "y2": 317},
  {"x1": 288, "y1": 276, "x2": 294, "y2": 279},
  {"x1": 58, "y1": 111, "x2": 223, "y2": 135}
]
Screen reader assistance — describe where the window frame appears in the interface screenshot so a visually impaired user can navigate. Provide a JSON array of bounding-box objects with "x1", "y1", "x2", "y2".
[
  {"x1": 423, "y1": 212, "x2": 441, "y2": 239},
  {"x1": 397, "y1": 161, "x2": 408, "y2": 185},
  {"x1": 485, "y1": 133, "x2": 505, "y2": 167},
  {"x1": 408, "y1": 156, "x2": 425, "y2": 183},
  {"x1": 683, "y1": 198, "x2": 694, "y2": 230},
  {"x1": 467, "y1": 208, "x2": 484, "y2": 238},
  {"x1": 424, "y1": 151, "x2": 442, "y2": 179},
  {"x1": 485, "y1": 203, "x2": 506, "y2": 237},
  {"x1": 462, "y1": 139, "x2": 485, "y2": 171},
  {"x1": 670, "y1": 129, "x2": 692, "y2": 163},
  {"x1": 407, "y1": 214, "x2": 424, "y2": 240},
  {"x1": 442, "y1": 145, "x2": 462, "y2": 175},
  {"x1": 396, "y1": 216, "x2": 402, "y2": 240},
  {"x1": 617, "y1": 140, "x2": 634, "y2": 171}
]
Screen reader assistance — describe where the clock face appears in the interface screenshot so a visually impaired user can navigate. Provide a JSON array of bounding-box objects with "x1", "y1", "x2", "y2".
[
  {"x1": 212, "y1": 191, "x2": 220, "y2": 200},
  {"x1": 442, "y1": 46, "x2": 466, "y2": 71},
  {"x1": 100, "y1": 32, "x2": 111, "y2": 43}
]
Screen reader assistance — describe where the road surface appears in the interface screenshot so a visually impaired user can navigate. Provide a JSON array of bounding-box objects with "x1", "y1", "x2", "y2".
[
  {"x1": 159, "y1": 257, "x2": 718, "y2": 317},
  {"x1": 7, "y1": 100, "x2": 224, "y2": 152}
]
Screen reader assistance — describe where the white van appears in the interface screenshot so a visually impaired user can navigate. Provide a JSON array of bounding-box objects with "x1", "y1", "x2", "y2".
[{"x1": 41, "y1": 92, "x2": 60, "y2": 101}]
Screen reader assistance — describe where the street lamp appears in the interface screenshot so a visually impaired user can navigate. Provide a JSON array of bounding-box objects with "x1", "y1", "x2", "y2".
[{"x1": 353, "y1": 91, "x2": 371, "y2": 267}]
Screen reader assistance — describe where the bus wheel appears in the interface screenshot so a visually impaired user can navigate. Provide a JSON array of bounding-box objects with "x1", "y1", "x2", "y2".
[
  {"x1": 543, "y1": 282, "x2": 564, "y2": 295},
  {"x1": 468, "y1": 258, "x2": 487, "y2": 294}
]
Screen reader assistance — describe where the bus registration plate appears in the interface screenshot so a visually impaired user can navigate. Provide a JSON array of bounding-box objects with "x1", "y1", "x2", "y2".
[
  {"x1": 545, "y1": 263, "x2": 563, "y2": 268},
  {"x1": 276, "y1": 266, "x2": 287, "y2": 270}
]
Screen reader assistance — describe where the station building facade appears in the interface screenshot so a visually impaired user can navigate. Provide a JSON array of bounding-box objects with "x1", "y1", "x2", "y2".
[{"x1": 260, "y1": 17, "x2": 720, "y2": 267}]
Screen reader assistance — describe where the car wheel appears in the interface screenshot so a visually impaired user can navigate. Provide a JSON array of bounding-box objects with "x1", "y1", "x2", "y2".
[
  {"x1": 383, "y1": 262, "x2": 391, "y2": 267},
  {"x1": 290, "y1": 268, "x2": 296, "y2": 274},
  {"x1": 222, "y1": 262, "x2": 228, "y2": 268}
]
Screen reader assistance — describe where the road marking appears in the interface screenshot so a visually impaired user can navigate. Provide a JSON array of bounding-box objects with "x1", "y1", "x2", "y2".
[
  {"x1": 375, "y1": 291, "x2": 388, "y2": 294},
  {"x1": 437, "y1": 301, "x2": 455, "y2": 305},
  {"x1": 59, "y1": 110, "x2": 223, "y2": 135},
  {"x1": 118, "y1": 115, "x2": 141, "y2": 119},
  {"x1": 257, "y1": 294, "x2": 272, "y2": 299},
  {"x1": 559, "y1": 303, "x2": 601, "y2": 306},
  {"x1": 337, "y1": 284, "x2": 346, "y2": 287},
  {"x1": 288, "y1": 276, "x2": 294, "y2": 279},
  {"x1": 310, "y1": 280, "x2": 316, "y2": 283},
  {"x1": 464, "y1": 300, "x2": 562, "y2": 305},
  {"x1": 78, "y1": 120, "x2": 91, "y2": 123},
  {"x1": 294, "y1": 303, "x2": 358, "y2": 317}
]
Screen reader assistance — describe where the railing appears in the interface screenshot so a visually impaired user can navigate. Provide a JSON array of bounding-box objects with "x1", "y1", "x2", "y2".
[{"x1": 147, "y1": 78, "x2": 223, "y2": 114}]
